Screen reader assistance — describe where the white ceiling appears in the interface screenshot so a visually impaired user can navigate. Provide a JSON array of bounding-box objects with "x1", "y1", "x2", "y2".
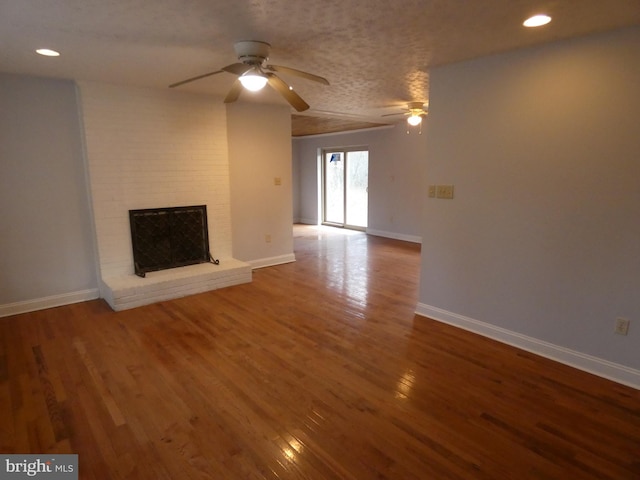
[{"x1": 2, "y1": 0, "x2": 639, "y2": 135}]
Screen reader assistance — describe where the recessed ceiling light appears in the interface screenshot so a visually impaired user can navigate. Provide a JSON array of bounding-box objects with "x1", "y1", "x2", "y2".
[
  {"x1": 36, "y1": 48, "x2": 60, "y2": 57},
  {"x1": 523, "y1": 14, "x2": 552, "y2": 27}
]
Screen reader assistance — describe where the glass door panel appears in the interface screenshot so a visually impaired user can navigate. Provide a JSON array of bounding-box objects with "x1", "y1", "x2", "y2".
[
  {"x1": 345, "y1": 151, "x2": 368, "y2": 228},
  {"x1": 324, "y1": 152, "x2": 344, "y2": 224}
]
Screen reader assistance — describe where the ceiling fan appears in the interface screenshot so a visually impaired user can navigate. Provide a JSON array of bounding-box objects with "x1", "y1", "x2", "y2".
[
  {"x1": 169, "y1": 40, "x2": 329, "y2": 112},
  {"x1": 382, "y1": 102, "x2": 429, "y2": 126}
]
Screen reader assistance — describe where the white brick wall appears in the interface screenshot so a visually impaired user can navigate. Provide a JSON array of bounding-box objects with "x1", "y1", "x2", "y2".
[{"x1": 78, "y1": 82, "x2": 233, "y2": 279}]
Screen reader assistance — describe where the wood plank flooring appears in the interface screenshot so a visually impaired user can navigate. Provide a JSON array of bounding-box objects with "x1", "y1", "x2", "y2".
[{"x1": 1, "y1": 224, "x2": 639, "y2": 479}]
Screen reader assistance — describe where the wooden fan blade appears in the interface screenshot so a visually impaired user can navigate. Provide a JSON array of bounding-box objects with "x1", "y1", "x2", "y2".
[
  {"x1": 267, "y1": 73, "x2": 310, "y2": 112},
  {"x1": 224, "y1": 80, "x2": 243, "y2": 104},
  {"x1": 169, "y1": 70, "x2": 224, "y2": 88},
  {"x1": 222, "y1": 63, "x2": 252, "y2": 76},
  {"x1": 266, "y1": 65, "x2": 329, "y2": 85},
  {"x1": 381, "y1": 112, "x2": 408, "y2": 117}
]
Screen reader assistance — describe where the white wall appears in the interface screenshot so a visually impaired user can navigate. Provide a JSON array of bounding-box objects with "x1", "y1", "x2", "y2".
[
  {"x1": 226, "y1": 102, "x2": 295, "y2": 267},
  {"x1": 293, "y1": 124, "x2": 427, "y2": 243},
  {"x1": 418, "y1": 27, "x2": 640, "y2": 382},
  {"x1": 0, "y1": 74, "x2": 98, "y2": 314},
  {"x1": 78, "y1": 83, "x2": 233, "y2": 283}
]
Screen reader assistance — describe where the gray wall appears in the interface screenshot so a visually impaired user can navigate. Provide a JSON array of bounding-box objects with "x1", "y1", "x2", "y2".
[
  {"x1": 293, "y1": 124, "x2": 428, "y2": 242},
  {"x1": 227, "y1": 102, "x2": 295, "y2": 266},
  {"x1": 419, "y1": 27, "x2": 640, "y2": 371},
  {"x1": 0, "y1": 74, "x2": 98, "y2": 306}
]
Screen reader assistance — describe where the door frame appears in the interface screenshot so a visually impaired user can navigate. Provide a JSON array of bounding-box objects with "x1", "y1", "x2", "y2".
[{"x1": 321, "y1": 146, "x2": 369, "y2": 231}]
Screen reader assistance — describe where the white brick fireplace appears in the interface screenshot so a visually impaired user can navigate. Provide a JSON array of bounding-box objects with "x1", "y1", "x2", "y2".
[{"x1": 79, "y1": 82, "x2": 251, "y2": 310}]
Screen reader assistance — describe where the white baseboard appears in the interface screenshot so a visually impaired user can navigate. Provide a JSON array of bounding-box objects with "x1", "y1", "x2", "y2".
[
  {"x1": 297, "y1": 218, "x2": 318, "y2": 225},
  {"x1": 367, "y1": 228, "x2": 422, "y2": 244},
  {"x1": 0, "y1": 288, "x2": 100, "y2": 318},
  {"x1": 415, "y1": 303, "x2": 640, "y2": 390},
  {"x1": 249, "y1": 253, "x2": 296, "y2": 270}
]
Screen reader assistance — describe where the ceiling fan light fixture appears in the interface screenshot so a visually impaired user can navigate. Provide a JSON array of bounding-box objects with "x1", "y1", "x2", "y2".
[
  {"x1": 523, "y1": 14, "x2": 551, "y2": 27},
  {"x1": 407, "y1": 114, "x2": 422, "y2": 126},
  {"x1": 170, "y1": 40, "x2": 327, "y2": 111},
  {"x1": 238, "y1": 71, "x2": 268, "y2": 91}
]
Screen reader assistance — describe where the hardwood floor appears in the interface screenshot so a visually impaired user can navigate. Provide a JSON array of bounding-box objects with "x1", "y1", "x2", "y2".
[{"x1": 1, "y1": 224, "x2": 639, "y2": 479}]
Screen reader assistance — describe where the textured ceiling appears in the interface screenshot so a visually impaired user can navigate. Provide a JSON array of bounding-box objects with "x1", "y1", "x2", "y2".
[
  {"x1": 291, "y1": 115, "x2": 390, "y2": 137},
  {"x1": 2, "y1": 1, "x2": 639, "y2": 136}
]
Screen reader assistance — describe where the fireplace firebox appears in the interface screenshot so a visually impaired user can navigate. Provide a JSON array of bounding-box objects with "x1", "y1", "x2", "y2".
[{"x1": 129, "y1": 205, "x2": 217, "y2": 278}]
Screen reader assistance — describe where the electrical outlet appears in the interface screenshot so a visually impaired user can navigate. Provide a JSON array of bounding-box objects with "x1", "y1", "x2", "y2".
[
  {"x1": 274, "y1": 177, "x2": 282, "y2": 186},
  {"x1": 428, "y1": 185, "x2": 436, "y2": 198},
  {"x1": 614, "y1": 317, "x2": 630, "y2": 336},
  {"x1": 265, "y1": 234, "x2": 272, "y2": 243}
]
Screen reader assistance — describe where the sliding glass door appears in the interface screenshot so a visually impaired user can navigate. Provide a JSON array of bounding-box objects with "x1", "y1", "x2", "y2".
[{"x1": 323, "y1": 148, "x2": 369, "y2": 230}]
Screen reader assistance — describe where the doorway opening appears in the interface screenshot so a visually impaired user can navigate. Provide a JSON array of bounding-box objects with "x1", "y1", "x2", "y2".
[{"x1": 322, "y1": 148, "x2": 369, "y2": 230}]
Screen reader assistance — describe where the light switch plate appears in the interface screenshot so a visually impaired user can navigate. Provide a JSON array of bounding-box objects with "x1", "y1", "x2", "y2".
[
  {"x1": 614, "y1": 317, "x2": 630, "y2": 335},
  {"x1": 436, "y1": 185, "x2": 454, "y2": 199}
]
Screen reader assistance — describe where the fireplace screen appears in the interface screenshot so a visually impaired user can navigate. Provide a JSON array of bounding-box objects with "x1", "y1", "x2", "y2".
[{"x1": 129, "y1": 205, "x2": 212, "y2": 277}]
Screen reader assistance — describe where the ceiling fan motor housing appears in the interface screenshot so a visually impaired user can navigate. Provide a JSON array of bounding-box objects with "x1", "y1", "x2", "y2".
[{"x1": 234, "y1": 40, "x2": 271, "y2": 65}]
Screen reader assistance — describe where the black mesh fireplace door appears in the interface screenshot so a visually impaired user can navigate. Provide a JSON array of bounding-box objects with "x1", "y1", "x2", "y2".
[{"x1": 129, "y1": 205, "x2": 211, "y2": 277}]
